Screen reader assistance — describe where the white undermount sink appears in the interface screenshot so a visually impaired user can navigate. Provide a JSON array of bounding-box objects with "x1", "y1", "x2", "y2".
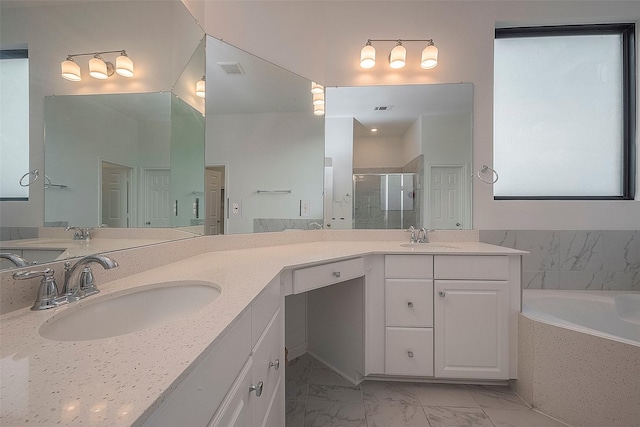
[
  {"x1": 39, "y1": 281, "x2": 221, "y2": 341},
  {"x1": 400, "y1": 243, "x2": 460, "y2": 250}
]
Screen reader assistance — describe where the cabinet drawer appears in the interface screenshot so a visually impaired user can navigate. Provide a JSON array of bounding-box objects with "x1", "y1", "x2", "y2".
[
  {"x1": 385, "y1": 255, "x2": 433, "y2": 279},
  {"x1": 434, "y1": 255, "x2": 509, "y2": 280},
  {"x1": 385, "y1": 279, "x2": 433, "y2": 327},
  {"x1": 293, "y1": 258, "x2": 365, "y2": 294},
  {"x1": 252, "y1": 276, "x2": 282, "y2": 348},
  {"x1": 144, "y1": 310, "x2": 252, "y2": 427},
  {"x1": 385, "y1": 327, "x2": 434, "y2": 377}
]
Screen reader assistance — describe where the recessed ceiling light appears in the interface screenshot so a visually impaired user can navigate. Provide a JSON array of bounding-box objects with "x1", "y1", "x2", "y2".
[{"x1": 371, "y1": 128, "x2": 378, "y2": 132}]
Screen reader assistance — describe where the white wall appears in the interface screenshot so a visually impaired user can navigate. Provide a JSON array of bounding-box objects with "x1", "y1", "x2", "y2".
[
  {"x1": 0, "y1": 1, "x2": 202, "y2": 227},
  {"x1": 353, "y1": 135, "x2": 405, "y2": 169},
  {"x1": 194, "y1": 0, "x2": 640, "y2": 230},
  {"x1": 206, "y1": 112, "x2": 324, "y2": 234}
]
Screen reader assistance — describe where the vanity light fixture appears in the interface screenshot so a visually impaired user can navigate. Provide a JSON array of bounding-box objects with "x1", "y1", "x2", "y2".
[
  {"x1": 60, "y1": 50, "x2": 134, "y2": 82},
  {"x1": 359, "y1": 39, "x2": 438, "y2": 70},
  {"x1": 311, "y1": 81, "x2": 325, "y2": 116},
  {"x1": 196, "y1": 76, "x2": 206, "y2": 98}
]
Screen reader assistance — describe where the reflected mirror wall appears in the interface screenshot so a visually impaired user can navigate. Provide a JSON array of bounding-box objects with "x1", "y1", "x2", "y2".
[{"x1": 325, "y1": 83, "x2": 473, "y2": 230}]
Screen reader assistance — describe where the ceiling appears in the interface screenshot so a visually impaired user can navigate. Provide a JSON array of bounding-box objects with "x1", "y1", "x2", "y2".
[{"x1": 326, "y1": 84, "x2": 473, "y2": 137}]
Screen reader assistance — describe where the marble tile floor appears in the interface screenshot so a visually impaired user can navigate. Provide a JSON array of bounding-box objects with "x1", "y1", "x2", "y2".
[{"x1": 285, "y1": 354, "x2": 569, "y2": 427}]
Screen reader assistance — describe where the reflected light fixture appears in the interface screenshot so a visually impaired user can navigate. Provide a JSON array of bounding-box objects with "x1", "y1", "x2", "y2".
[
  {"x1": 359, "y1": 39, "x2": 438, "y2": 70},
  {"x1": 311, "y1": 81, "x2": 325, "y2": 116},
  {"x1": 60, "y1": 50, "x2": 134, "y2": 82},
  {"x1": 196, "y1": 76, "x2": 206, "y2": 98},
  {"x1": 311, "y1": 81, "x2": 324, "y2": 94}
]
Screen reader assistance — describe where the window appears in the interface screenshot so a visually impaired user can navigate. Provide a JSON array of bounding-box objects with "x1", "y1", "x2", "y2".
[
  {"x1": 494, "y1": 24, "x2": 635, "y2": 199},
  {"x1": 0, "y1": 49, "x2": 30, "y2": 201}
]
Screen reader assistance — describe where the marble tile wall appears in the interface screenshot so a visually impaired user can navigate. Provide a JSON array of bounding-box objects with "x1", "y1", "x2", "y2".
[
  {"x1": 254, "y1": 218, "x2": 324, "y2": 232},
  {"x1": 480, "y1": 230, "x2": 640, "y2": 291}
]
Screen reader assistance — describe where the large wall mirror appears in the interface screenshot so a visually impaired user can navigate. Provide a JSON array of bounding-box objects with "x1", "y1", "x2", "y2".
[
  {"x1": 325, "y1": 84, "x2": 473, "y2": 230},
  {"x1": 0, "y1": 0, "x2": 205, "y2": 269},
  {"x1": 204, "y1": 36, "x2": 325, "y2": 235}
]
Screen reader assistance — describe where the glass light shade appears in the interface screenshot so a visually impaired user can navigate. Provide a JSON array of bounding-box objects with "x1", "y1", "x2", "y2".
[
  {"x1": 89, "y1": 57, "x2": 108, "y2": 79},
  {"x1": 115, "y1": 54, "x2": 134, "y2": 77},
  {"x1": 421, "y1": 44, "x2": 439, "y2": 69},
  {"x1": 61, "y1": 60, "x2": 81, "y2": 81},
  {"x1": 196, "y1": 79, "x2": 206, "y2": 98},
  {"x1": 313, "y1": 104, "x2": 325, "y2": 116},
  {"x1": 312, "y1": 92, "x2": 325, "y2": 106},
  {"x1": 360, "y1": 44, "x2": 376, "y2": 69},
  {"x1": 389, "y1": 44, "x2": 406, "y2": 69},
  {"x1": 311, "y1": 81, "x2": 324, "y2": 94}
]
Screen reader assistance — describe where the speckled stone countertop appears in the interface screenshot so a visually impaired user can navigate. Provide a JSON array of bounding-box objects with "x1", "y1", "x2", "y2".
[{"x1": 0, "y1": 239, "x2": 525, "y2": 426}]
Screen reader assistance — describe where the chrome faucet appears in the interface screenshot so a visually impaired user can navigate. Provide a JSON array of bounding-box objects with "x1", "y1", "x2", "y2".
[
  {"x1": 408, "y1": 226, "x2": 418, "y2": 243},
  {"x1": 417, "y1": 227, "x2": 430, "y2": 243},
  {"x1": 13, "y1": 267, "x2": 62, "y2": 310},
  {"x1": 62, "y1": 254, "x2": 119, "y2": 301},
  {"x1": 65, "y1": 226, "x2": 102, "y2": 241},
  {"x1": 1, "y1": 252, "x2": 29, "y2": 267}
]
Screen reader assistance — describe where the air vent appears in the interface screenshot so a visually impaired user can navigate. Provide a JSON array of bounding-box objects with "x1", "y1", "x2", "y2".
[
  {"x1": 374, "y1": 106, "x2": 393, "y2": 111},
  {"x1": 217, "y1": 62, "x2": 245, "y2": 75}
]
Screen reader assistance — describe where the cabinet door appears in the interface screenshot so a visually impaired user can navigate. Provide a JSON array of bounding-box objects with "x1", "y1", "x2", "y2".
[
  {"x1": 252, "y1": 309, "x2": 284, "y2": 427},
  {"x1": 208, "y1": 360, "x2": 253, "y2": 427},
  {"x1": 434, "y1": 280, "x2": 509, "y2": 379}
]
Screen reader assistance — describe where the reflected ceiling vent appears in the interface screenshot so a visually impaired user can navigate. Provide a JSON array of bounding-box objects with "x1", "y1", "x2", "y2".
[
  {"x1": 217, "y1": 62, "x2": 245, "y2": 75},
  {"x1": 374, "y1": 106, "x2": 393, "y2": 111}
]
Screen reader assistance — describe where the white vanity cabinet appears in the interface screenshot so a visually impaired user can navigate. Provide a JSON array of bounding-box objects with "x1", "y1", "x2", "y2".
[
  {"x1": 384, "y1": 255, "x2": 434, "y2": 377},
  {"x1": 145, "y1": 277, "x2": 284, "y2": 427},
  {"x1": 433, "y1": 256, "x2": 511, "y2": 380},
  {"x1": 378, "y1": 253, "x2": 519, "y2": 382}
]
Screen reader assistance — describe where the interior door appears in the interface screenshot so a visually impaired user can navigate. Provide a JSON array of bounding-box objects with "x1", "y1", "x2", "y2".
[
  {"x1": 430, "y1": 166, "x2": 463, "y2": 229},
  {"x1": 101, "y1": 162, "x2": 131, "y2": 228},
  {"x1": 145, "y1": 169, "x2": 171, "y2": 227},
  {"x1": 205, "y1": 168, "x2": 223, "y2": 235}
]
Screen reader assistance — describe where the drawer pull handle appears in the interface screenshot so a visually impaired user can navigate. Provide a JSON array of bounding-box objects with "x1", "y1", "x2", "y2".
[
  {"x1": 333, "y1": 271, "x2": 341, "y2": 278},
  {"x1": 407, "y1": 351, "x2": 414, "y2": 358},
  {"x1": 407, "y1": 302, "x2": 414, "y2": 308},
  {"x1": 249, "y1": 381, "x2": 264, "y2": 397},
  {"x1": 269, "y1": 359, "x2": 280, "y2": 371},
  {"x1": 439, "y1": 291, "x2": 446, "y2": 297}
]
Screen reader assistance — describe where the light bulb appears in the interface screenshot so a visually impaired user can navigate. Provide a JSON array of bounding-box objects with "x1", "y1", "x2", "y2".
[
  {"x1": 360, "y1": 43, "x2": 376, "y2": 69},
  {"x1": 389, "y1": 43, "x2": 406, "y2": 69},
  {"x1": 421, "y1": 44, "x2": 438, "y2": 69},
  {"x1": 61, "y1": 58, "x2": 81, "y2": 81},
  {"x1": 115, "y1": 53, "x2": 134, "y2": 77}
]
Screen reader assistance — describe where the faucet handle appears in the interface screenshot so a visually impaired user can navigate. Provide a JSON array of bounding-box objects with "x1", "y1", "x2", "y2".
[{"x1": 13, "y1": 268, "x2": 62, "y2": 310}]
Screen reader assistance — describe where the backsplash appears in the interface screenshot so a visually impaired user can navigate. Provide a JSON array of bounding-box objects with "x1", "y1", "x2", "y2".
[{"x1": 480, "y1": 230, "x2": 640, "y2": 291}]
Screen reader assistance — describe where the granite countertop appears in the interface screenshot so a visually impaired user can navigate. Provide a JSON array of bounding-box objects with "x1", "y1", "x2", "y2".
[{"x1": 0, "y1": 240, "x2": 525, "y2": 426}]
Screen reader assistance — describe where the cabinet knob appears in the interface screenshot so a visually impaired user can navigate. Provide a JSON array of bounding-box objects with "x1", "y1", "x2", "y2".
[
  {"x1": 249, "y1": 381, "x2": 264, "y2": 397},
  {"x1": 269, "y1": 359, "x2": 280, "y2": 371},
  {"x1": 407, "y1": 301, "x2": 414, "y2": 308},
  {"x1": 333, "y1": 271, "x2": 341, "y2": 278},
  {"x1": 407, "y1": 351, "x2": 414, "y2": 358},
  {"x1": 439, "y1": 291, "x2": 446, "y2": 297}
]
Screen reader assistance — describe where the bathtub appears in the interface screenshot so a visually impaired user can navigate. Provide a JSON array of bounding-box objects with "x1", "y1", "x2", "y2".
[
  {"x1": 516, "y1": 290, "x2": 640, "y2": 427},
  {"x1": 523, "y1": 290, "x2": 640, "y2": 346}
]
